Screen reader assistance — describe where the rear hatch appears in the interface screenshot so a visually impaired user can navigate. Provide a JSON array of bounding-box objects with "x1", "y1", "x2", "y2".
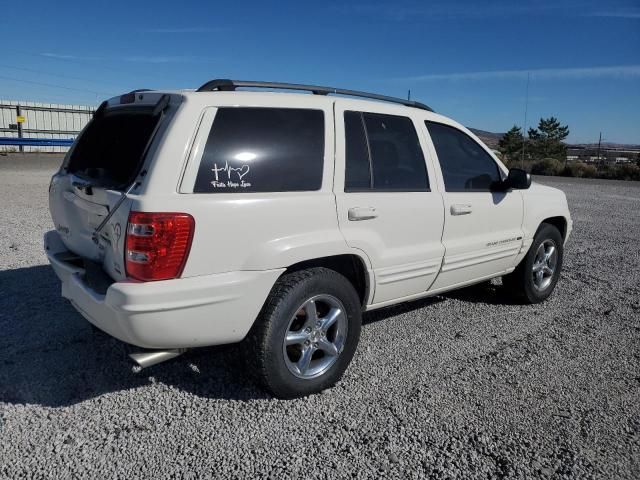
[{"x1": 49, "y1": 91, "x2": 176, "y2": 282}]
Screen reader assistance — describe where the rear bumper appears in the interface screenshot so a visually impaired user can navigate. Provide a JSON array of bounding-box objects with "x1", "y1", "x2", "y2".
[{"x1": 44, "y1": 230, "x2": 283, "y2": 349}]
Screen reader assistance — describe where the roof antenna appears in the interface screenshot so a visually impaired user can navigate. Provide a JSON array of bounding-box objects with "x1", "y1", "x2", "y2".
[{"x1": 407, "y1": 89, "x2": 411, "y2": 101}]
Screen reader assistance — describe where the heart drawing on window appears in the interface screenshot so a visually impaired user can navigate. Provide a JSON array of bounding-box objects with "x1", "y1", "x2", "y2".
[
  {"x1": 212, "y1": 161, "x2": 251, "y2": 182},
  {"x1": 236, "y1": 164, "x2": 250, "y2": 180}
]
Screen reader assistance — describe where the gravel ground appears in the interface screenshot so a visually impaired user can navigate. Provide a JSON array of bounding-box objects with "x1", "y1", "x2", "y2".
[{"x1": 1, "y1": 154, "x2": 639, "y2": 479}]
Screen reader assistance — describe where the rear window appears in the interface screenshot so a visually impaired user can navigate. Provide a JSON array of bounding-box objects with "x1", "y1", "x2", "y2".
[
  {"x1": 193, "y1": 107, "x2": 324, "y2": 193},
  {"x1": 66, "y1": 111, "x2": 161, "y2": 188}
]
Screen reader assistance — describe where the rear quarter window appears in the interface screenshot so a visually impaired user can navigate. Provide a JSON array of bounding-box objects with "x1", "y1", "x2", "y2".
[{"x1": 193, "y1": 107, "x2": 325, "y2": 193}]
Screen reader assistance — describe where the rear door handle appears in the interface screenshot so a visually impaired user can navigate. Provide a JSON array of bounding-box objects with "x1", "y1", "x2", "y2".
[
  {"x1": 450, "y1": 204, "x2": 472, "y2": 216},
  {"x1": 348, "y1": 207, "x2": 377, "y2": 221}
]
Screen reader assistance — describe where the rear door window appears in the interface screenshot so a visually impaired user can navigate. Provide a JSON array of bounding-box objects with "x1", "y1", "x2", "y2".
[
  {"x1": 344, "y1": 111, "x2": 372, "y2": 190},
  {"x1": 194, "y1": 108, "x2": 324, "y2": 193},
  {"x1": 344, "y1": 111, "x2": 429, "y2": 191}
]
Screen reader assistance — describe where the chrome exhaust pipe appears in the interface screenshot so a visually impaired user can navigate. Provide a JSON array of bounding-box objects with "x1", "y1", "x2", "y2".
[{"x1": 129, "y1": 348, "x2": 187, "y2": 369}]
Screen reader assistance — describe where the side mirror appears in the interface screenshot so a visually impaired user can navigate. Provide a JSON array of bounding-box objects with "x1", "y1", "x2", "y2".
[{"x1": 506, "y1": 168, "x2": 531, "y2": 190}]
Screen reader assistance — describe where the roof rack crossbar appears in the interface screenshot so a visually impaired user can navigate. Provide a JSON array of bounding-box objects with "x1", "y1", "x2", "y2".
[{"x1": 196, "y1": 79, "x2": 433, "y2": 112}]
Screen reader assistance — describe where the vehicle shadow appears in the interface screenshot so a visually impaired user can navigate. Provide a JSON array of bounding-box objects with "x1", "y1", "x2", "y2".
[
  {"x1": 0, "y1": 265, "x2": 518, "y2": 407},
  {"x1": 362, "y1": 296, "x2": 446, "y2": 325},
  {"x1": 442, "y1": 280, "x2": 523, "y2": 306},
  {"x1": 0, "y1": 265, "x2": 270, "y2": 407}
]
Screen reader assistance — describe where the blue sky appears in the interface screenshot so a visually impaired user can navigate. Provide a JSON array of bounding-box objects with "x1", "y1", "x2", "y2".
[{"x1": 1, "y1": 0, "x2": 638, "y2": 143}]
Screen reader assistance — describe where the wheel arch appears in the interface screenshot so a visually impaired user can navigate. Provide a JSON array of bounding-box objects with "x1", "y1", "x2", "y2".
[
  {"x1": 283, "y1": 254, "x2": 371, "y2": 307},
  {"x1": 539, "y1": 216, "x2": 568, "y2": 240}
]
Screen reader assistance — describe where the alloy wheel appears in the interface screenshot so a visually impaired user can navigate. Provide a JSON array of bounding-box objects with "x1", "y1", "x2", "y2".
[
  {"x1": 282, "y1": 294, "x2": 348, "y2": 379},
  {"x1": 532, "y1": 239, "x2": 558, "y2": 291}
]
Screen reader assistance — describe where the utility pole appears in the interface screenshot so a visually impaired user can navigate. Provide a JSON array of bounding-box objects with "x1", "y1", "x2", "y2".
[
  {"x1": 596, "y1": 132, "x2": 602, "y2": 166},
  {"x1": 521, "y1": 72, "x2": 530, "y2": 169},
  {"x1": 16, "y1": 105, "x2": 24, "y2": 153},
  {"x1": 407, "y1": 89, "x2": 411, "y2": 101}
]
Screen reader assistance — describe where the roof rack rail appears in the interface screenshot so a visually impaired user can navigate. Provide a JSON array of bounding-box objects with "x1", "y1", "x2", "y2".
[{"x1": 196, "y1": 79, "x2": 434, "y2": 112}]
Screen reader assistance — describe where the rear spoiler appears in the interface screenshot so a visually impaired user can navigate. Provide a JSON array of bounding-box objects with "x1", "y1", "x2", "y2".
[{"x1": 94, "y1": 92, "x2": 170, "y2": 118}]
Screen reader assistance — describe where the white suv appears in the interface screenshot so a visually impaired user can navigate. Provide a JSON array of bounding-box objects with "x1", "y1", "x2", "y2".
[{"x1": 45, "y1": 80, "x2": 572, "y2": 398}]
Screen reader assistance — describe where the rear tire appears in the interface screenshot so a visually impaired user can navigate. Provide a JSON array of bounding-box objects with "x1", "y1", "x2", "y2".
[
  {"x1": 503, "y1": 223, "x2": 564, "y2": 304},
  {"x1": 247, "y1": 268, "x2": 362, "y2": 399}
]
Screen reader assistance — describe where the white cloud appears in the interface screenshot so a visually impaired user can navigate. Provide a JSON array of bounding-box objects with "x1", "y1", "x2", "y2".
[
  {"x1": 141, "y1": 27, "x2": 226, "y2": 33},
  {"x1": 39, "y1": 53, "x2": 103, "y2": 61},
  {"x1": 334, "y1": 2, "x2": 575, "y2": 20},
  {"x1": 336, "y1": 2, "x2": 640, "y2": 21},
  {"x1": 586, "y1": 9, "x2": 640, "y2": 19},
  {"x1": 40, "y1": 53, "x2": 78, "y2": 60},
  {"x1": 124, "y1": 55, "x2": 207, "y2": 64},
  {"x1": 38, "y1": 52, "x2": 207, "y2": 64},
  {"x1": 399, "y1": 65, "x2": 640, "y2": 82}
]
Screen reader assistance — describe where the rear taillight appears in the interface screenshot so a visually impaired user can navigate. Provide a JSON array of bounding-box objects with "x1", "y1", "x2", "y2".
[{"x1": 125, "y1": 212, "x2": 195, "y2": 281}]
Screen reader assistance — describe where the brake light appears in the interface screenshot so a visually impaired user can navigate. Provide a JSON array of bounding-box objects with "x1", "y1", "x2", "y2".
[
  {"x1": 125, "y1": 212, "x2": 195, "y2": 281},
  {"x1": 119, "y1": 92, "x2": 136, "y2": 104}
]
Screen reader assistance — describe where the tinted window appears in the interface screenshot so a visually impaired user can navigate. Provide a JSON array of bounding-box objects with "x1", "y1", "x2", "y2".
[
  {"x1": 344, "y1": 111, "x2": 371, "y2": 190},
  {"x1": 344, "y1": 111, "x2": 429, "y2": 191},
  {"x1": 194, "y1": 108, "x2": 324, "y2": 193},
  {"x1": 68, "y1": 111, "x2": 160, "y2": 188},
  {"x1": 426, "y1": 122, "x2": 501, "y2": 191}
]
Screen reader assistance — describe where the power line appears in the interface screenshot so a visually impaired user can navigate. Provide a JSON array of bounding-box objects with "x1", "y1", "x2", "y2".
[
  {"x1": 521, "y1": 72, "x2": 530, "y2": 168},
  {"x1": 0, "y1": 74, "x2": 115, "y2": 96},
  {"x1": 0, "y1": 63, "x2": 128, "y2": 91},
  {"x1": 12, "y1": 49, "x2": 100, "y2": 67}
]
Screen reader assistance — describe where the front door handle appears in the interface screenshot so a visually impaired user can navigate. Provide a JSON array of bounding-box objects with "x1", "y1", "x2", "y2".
[
  {"x1": 450, "y1": 204, "x2": 472, "y2": 216},
  {"x1": 348, "y1": 207, "x2": 377, "y2": 221}
]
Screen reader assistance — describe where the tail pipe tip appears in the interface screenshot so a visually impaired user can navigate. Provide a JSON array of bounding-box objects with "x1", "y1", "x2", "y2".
[{"x1": 129, "y1": 348, "x2": 187, "y2": 369}]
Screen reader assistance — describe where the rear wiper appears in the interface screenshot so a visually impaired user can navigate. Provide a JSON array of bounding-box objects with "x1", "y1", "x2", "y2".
[
  {"x1": 91, "y1": 181, "x2": 140, "y2": 245},
  {"x1": 91, "y1": 94, "x2": 169, "y2": 245}
]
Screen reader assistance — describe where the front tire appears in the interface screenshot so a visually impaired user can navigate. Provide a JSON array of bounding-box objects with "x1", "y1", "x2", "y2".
[
  {"x1": 248, "y1": 268, "x2": 362, "y2": 399},
  {"x1": 503, "y1": 223, "x2": 564, "y2": 304}
]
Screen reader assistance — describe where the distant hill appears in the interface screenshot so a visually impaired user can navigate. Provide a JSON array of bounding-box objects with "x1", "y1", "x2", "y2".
[
  {"x1": 468, "y1": 128, "x2": 504, "y2": 149},
  {"x1": 571, "y1": 142, "x2": 640, "y2": 151},
  {"x1": 468, "y1": 129, "x2": 640, "y2": 152}
]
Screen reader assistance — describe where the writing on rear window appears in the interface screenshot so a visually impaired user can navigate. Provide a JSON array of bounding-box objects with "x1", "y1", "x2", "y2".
[
  {"x1": 211, "y1": 161, "x2": 252, "y2": 189},
  {"x1": 194, "y1": 107, "x2": 324, "y2": 193}
]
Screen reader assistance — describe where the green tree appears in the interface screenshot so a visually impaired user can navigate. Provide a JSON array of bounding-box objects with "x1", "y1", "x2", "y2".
[
  {"x1": 528, "y1": 117, "x2": 570, "y2": 163},
  {"x1": 498, "y1": 125, "x2": 524, "y2": 165}
]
